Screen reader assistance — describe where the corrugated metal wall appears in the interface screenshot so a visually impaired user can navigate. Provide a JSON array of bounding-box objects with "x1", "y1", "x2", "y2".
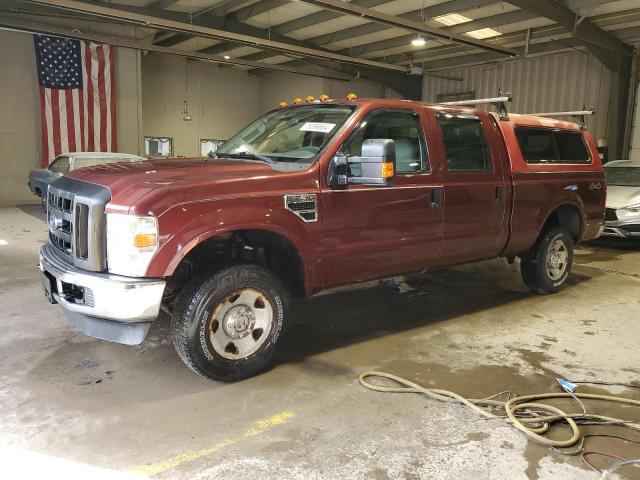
[{"x1": 423, "y1": 51, "x2": 612, "y2": 141}]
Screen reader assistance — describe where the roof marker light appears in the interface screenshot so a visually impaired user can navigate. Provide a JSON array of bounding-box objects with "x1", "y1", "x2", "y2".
[
  {"x1": 346, "y1": 92, "x2": 358, "y2": 101},
  {"x1": 319, "y1": 94, "x2": 330, "y2": 102},
  {"x1": 294, "y1": 97, "x2": 303, "y2": 104},
  {"x1": 279, "y1": 101, "x2": 288, "y2": 107},
  {"x1": 305, "y1": 95, "x2": 315, "y2": 102}
]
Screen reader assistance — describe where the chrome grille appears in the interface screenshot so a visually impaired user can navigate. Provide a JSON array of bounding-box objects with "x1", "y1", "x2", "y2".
[
  {"x1": 284, "y1": 193, "x2": 318, "y2": 222},
  {"x1": 47, "y1": 177, "x2": 111, "y2": 271}
]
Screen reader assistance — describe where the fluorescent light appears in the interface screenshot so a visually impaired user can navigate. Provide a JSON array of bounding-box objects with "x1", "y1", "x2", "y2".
[
  {"x1": 411, "y1": 36, "x2": 426, "y2": 47},
  {"x1": 433, "y1": 13, "x2": 472, "y2": 26},
  {"x1": 466, "y1": 28, "x2": 502, "y2": 39}
]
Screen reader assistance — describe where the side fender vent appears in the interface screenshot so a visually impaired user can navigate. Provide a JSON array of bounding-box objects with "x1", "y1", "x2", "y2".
[{"x1": 284, "y1": 194, "x2": 317, "y2": 223}]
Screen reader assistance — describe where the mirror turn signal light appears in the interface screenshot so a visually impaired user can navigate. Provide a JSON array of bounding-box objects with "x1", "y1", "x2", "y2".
[
  {"x1": 134, "y1": 233, "x2": 157, "y2": 249},
  {"x1": 381, "y1": 162, "x2": 394, "y2": 179},
  {"x1": 319, "y1": 94, "x2": 330, "y2": 101},
  {"x1": 293, "y1": 97, "x2": 303, "y2": 104},
  {"x1": 279, "y1": 100, "x2": 288, "y2": 107},
  {"x1": 346, "y1": 92, "x2": 358, "y2": 100}
]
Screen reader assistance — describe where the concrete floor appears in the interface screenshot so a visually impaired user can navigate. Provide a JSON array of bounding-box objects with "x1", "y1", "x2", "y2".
[{"x1": 1, "y1": 204, "x2": 639, "y2": 479}]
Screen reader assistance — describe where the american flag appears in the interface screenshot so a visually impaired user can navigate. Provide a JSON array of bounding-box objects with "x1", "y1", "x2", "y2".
[{"x1": 34, "y1": 34, "x2": 117, "y2": 166}]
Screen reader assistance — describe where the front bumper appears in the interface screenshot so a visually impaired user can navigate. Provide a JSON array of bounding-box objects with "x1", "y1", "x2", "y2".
[
  {"x1": 601, "y1": 209, "x2": 640, "y2": 238},
  {"x1": 39, "y1": 243, "x2": 166, "y2": 345}
]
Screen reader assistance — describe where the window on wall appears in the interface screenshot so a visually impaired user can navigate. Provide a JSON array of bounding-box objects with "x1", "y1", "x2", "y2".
[
  {"x1": 200, "y1": 139, "x2": 226, "y2": 156},
  {"x1": 436, "y1": 113, "x2": 492, "y2": 172},
  {"x1": 145, "y1": 137, "x2": 173, "y2": 157},
  {"x1": 515, "y1": 127, "x2": 591, "y2": 164}
]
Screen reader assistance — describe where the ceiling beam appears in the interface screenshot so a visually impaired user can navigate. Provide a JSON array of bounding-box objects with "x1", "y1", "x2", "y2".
[
  {"x1": 337, "y1": 9, "x2": 536, "y2": 60},
  {"x1": 296, "y1": 0, "x2": 518, "y2": 56},
  {"x1": 236, "y1": 0, "x2": 498, "y2": 64},
  {"x1": 506, "y1": 0, "x2": 631, "y2": 60},
  {"x1": 148, "y1": 0, "x2": 180, "y2": 9},
  {"x1": 22, "y1": 0, "x2": 407, "y2": 72},
  {"x1": 0, "y1": 13, "x2": 353, "y2": 80}
]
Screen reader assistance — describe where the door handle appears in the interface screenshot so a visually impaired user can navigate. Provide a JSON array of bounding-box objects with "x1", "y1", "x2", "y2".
[
  {"x1": 430, "y1": 187, "x2": 442, "y2": 208},
  {"x1": 495, "y1": 185, "x2": 504, "y2": 201}
]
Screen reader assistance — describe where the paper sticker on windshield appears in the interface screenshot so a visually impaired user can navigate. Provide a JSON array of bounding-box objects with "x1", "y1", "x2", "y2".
[{"x1": 300, "y1": 122, "x2": 336, "y2": 133}]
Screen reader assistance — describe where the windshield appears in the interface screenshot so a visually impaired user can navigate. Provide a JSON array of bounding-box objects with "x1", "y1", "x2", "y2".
[
  {"x1": 216, "y1": 105, "x2": 355, "y2": 164},
  {"x1": 605, "y1": 166, "x2": 640, "y2": 187}
]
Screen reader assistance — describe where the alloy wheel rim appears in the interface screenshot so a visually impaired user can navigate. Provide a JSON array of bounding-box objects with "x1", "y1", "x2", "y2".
[
  {"x1": 546, "y1": 238, "x2": 568, "y2": 281},
  {"x1": 209, "y1": 288, "x2": 273, "y2": 360}
]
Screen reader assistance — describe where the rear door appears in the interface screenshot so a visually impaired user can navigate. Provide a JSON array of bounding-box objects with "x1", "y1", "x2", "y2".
[
  {"x1": 321, "y1": 107, "x2": 444, "y2": 287},
  {"x1": 432, "y1": 110, "x2": 509, "y2": 265}
]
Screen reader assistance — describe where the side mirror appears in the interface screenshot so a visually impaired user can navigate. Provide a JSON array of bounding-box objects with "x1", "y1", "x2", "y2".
[{"x1": 329, "y1": 138, "x2": 396, "y2": 186}]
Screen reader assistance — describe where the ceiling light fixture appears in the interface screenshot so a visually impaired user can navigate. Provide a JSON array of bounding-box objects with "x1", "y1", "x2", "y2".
[
  {"x1": 223, "y1": 54, "x2": 231, "y2": 60},
  {"x1": 433, "y1": 13, "x2": 472, "y2": 26},
  {"x1": 466, "y1": 28, "x2": 502, "y2": 39},
  {"x1": 411, "y1": 36, "x2": 426, "y2": 47}
]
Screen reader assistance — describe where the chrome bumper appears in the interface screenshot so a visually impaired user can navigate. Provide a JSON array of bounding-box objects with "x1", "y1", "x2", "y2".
[{"x1": 39, "y1": 244, "x2": 166, "y2": 345}]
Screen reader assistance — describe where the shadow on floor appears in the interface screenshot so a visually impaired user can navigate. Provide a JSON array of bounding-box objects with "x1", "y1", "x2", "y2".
[{"x1": 17, "y1": 204, "x2": 46, "y2": 222}]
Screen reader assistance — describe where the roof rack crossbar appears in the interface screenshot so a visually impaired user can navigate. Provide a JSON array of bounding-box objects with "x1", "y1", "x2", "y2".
[
  {"x1": 439, "y1": 90, "x2": 512, "y2": 120},
  {"x1": 526, "y1": 108, "x2": 595, "y2": 129}
]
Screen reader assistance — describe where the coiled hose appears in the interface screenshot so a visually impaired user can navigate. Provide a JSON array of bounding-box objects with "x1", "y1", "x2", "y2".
[{"x1": 358, "y1": 371, "x2": 640, "y2": 449}]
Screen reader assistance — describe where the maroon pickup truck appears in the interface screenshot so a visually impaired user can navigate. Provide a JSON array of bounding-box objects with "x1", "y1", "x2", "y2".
[{"x1": 39, "y1": 97, "x2": 605, "y2": 381}]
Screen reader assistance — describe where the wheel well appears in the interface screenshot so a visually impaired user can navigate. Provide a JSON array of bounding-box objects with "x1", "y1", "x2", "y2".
[
  {"x1": 542, "y1": 205, "x2": 581, "y2": 241},
  {"x1": 167, "y1": 230, "x2": 306, "y2": 299},
  {"x1": 34, "y1": 187, "x2": 42, "y2": 197}
]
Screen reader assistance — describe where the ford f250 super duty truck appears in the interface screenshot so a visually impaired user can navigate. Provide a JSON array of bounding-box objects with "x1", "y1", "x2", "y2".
[{"x1": 39, "y1": 96, "x2": 605, "y2": 381}]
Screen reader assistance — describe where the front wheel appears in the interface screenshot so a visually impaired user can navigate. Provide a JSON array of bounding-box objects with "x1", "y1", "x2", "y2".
[
  {"x1": 171, "y1": 264, "x2": 289, "y2": 381},
  {"x1": 521, "y1": 226, "x2": 574, "y2": 295}
]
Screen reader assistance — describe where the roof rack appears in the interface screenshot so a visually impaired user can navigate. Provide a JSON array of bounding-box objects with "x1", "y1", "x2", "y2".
[
  {"x1": 526, "y1": 107, "x2": 595, "y2": 129},
  {"x1": 440, "y1": 90, "x2": 512, "y2": 120}
]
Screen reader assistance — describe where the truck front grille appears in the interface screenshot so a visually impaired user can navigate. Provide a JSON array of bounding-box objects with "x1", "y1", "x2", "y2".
[{"x1": 47, "y1": 177, "x2": 111, "y2": 271}]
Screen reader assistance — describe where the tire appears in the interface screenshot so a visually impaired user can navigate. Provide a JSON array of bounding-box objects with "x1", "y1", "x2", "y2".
[
  {"x1": 521, "y1": 226, "x2": 574, "y2": 295},
  {"x1": 171, "y1": 264, "x2": 289, "y2": 382}
]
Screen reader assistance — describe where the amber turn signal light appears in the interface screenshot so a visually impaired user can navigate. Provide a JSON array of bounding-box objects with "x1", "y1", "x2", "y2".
[
  {"x1": 134, "y1": 233, "x2": 157, "y2": 249},
  {"x1": 381, "y1": 162, "x2": 394, "y2": 179}
]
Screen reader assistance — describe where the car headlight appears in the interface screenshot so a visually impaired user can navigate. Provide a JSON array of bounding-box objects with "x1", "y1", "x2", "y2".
[
  {"x1": 623, "y1": 204, "x2": 640, "y2": 213},
  {"x1": 106, "y1": 213, "x2": 158, "y2": 277}
]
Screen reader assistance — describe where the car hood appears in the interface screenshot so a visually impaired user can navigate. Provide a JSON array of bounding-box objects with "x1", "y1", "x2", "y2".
[
  {"x1": 606, "y1": 185, "x2": 640, "y2": 209},
  {"x1": 68, "y1": 156, "x2": 281, "y2": 211}
]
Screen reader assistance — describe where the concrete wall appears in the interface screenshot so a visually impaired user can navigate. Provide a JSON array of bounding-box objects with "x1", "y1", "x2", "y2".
[
  {"x1": 0, "y1": 30, "x2": 142, "y2": 206},
  {"x1": 423, "y1": 51, "x2": 612, "y2": 142},
  {"x1": 142, "y1": 54, "x2": 261, "y2": 156},
  {"x1": 0, "y1": 30, "x2": 41, "y2": 205},
  {"x1": 630, "y1": 84, "x2": 640, "y2": 162}
]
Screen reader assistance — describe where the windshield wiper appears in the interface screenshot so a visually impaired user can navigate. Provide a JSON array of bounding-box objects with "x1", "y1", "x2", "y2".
[{"x1": 223, "y1": 151, "x2": 273, "y2": 163}]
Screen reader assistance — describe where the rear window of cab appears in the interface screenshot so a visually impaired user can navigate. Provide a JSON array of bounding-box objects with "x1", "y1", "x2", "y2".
[{"x1": 514, "y1": 126, "x2": 591, "y2": 164}]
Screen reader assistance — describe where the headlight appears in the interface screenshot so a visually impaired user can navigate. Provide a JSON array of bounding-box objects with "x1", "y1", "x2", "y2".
[
  {"x1": 623, "y1": 204, "x2": 640, "y2": 213},
  {"x1": 106, "y1": 213, "x2": 158, "y2": 277}
]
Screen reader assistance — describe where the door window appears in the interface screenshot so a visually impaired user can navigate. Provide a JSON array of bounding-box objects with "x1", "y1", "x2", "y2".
[
  {"x1": 437, "y1": 113, "x2": 492, "y2": 172},
  {"x1": 343, "y1": 109, "x2": 427, "y2": 174}
]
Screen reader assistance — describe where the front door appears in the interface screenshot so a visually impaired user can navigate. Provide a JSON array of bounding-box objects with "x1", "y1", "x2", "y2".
[
  {"x1": 432, "y1": 110, "x2": 509, "y2": 265},
  {"x1": 321, "y1": 107, "x2": 444, "y2": 288}
]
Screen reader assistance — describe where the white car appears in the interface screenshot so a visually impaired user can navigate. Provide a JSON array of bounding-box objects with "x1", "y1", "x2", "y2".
[
  {"x1": 27, "y1": 152, "x2": 144, "y2": 204},
  {"x1": 602, "y1": 160, "x2": 640, "y2": 238}
]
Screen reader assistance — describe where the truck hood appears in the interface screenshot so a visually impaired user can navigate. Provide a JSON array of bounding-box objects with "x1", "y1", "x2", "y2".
[
  {"x1": 68, "y1": 156, "x2": 278, "y2": 211},
  {"x1": 606, "y1": 185, "x2": 640, "y2": 209}
]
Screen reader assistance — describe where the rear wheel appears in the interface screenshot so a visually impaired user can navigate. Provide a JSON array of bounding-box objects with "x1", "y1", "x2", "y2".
[
  {"x1": 171, "y1": 264, "x2": 288, "y2": 382},
  {"x1": 521, "y1": 226, "x2": 574, "y2": 295}
]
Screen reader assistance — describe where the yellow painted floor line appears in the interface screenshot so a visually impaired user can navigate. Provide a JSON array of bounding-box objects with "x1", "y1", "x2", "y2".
[{"x1": 131, "y1": 411, "x2": 294, "y2": 477}]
